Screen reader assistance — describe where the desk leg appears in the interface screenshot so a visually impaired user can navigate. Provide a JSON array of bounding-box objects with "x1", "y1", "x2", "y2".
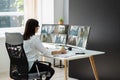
[
  {"x1": 89, "y1": 56, "x2": 99, "y2": 80},
  {"x1": 64, "y1": 59, "x2": 68, "y2": 80}
]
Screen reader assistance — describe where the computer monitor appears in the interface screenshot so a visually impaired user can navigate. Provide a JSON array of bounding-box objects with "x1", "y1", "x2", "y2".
[
  {"x1": 40, "y1": 24, "x2": 69, "y2": 45},
  {"x1": 67, "y1": 25, "x2": 90, "y2": 48},
  {"x1": 40, "y1": 24, "x2": 55, "y2": 43}
]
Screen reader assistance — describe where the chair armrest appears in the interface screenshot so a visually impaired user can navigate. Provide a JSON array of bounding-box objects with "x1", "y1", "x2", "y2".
[
  {"x1": 35, "y1": 60, "x2": 51, "y2": 67},
  {"x1": 38, "y1": 61, "x2": 51, "y2": 67}
]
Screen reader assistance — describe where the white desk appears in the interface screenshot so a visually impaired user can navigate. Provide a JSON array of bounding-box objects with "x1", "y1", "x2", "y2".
[{"x1": 42, "y1": 43, "x2": 105, "y2": 80}]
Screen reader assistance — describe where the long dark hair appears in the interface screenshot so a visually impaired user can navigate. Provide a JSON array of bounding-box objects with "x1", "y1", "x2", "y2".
[{"x1": 23, "y1": 18, "x2": 39, "y2": 40}]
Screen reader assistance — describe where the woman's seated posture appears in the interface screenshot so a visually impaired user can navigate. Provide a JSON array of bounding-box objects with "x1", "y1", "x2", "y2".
[{"x1": 23, "y1": 18, "x2": 66, "y2": 80}]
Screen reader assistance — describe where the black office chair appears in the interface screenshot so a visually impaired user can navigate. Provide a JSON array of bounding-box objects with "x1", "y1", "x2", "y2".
[{"x1": 5, "y1": 32, "x2": 51, "y2": 80}]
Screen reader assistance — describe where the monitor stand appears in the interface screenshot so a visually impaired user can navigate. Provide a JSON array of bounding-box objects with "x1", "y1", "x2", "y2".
[{"x1": 53, "y1": 59, "x2": 64, "y2": 68}]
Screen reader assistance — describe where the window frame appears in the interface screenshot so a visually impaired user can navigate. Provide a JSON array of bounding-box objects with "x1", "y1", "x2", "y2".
[{"x1": 0, "y1": 0, "x2": 25, "y2": 37}]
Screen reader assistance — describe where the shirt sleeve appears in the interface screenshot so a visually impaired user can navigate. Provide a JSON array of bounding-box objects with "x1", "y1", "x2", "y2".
[{"x1": 32, "y1": 36, "x2": 52, "y2": 55}]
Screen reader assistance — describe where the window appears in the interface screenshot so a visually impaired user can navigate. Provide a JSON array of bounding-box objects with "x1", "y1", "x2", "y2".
[
  {"x1": 0, "y1": 0, "x2": 64, "y2": 37},
  {"x1": 0, "y1": 0, "x2": 24, "y2": 28}
]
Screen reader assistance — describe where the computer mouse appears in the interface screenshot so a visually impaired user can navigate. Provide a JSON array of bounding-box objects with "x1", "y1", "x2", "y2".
[{"x1": 68, "y1": 47, "x2": 72, "y2": 51}]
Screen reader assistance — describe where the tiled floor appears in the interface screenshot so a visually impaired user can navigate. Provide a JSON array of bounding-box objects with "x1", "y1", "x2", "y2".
[{"x1": 0, "y1": 67, "x2": 78, "y2": 80}]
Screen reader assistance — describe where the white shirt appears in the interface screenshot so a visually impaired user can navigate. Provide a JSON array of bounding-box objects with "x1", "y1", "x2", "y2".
[{"x1": 23, "y1": 35, "x2": 51, "y2": 70}]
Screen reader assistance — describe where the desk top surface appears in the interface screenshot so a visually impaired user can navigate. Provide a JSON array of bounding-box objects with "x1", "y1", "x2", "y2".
[{"x1": 42, "y1": 43, "x2": 105, "y2": 60}]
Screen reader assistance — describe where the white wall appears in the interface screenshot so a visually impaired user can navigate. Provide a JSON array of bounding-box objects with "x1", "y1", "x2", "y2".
[
  {"x1": 54, "y1": 0, "x2": 64, "y2": 23},
  {"x1": 54, "y1": 0, "x2": 69, "y2": 24},
  {"x1": 41, "y1": 0, "x2": 54, "y2": 24},
  {"x1": 0, "y1": 37, "x2": 10, "y2": 73},
  {"x1": 63, "y1": 0, "x2": 69, "y2": 24},
  {"x1": 41, "y1": 0, "x2": 64, "y2": 24}
]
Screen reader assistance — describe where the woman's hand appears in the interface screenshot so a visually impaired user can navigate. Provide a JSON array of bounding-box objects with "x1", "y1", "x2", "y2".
[
  {"x1": 51, "y1": 49, "x2": 66, "y2": 55},
  {"x1": 59, "y1": 49, "x2": 66, "y2": 54}
]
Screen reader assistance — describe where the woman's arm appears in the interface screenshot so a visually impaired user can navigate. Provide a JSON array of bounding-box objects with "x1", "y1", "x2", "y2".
[
  {"x1": 51, "y1": 49, "x2": 66, "y2": 55},
  {"x1": 33, "y1": 36, "x2": 66, "y2": 55}
]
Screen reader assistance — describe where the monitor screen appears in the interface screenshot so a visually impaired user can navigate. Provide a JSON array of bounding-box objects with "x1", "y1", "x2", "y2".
[
  {"x1": 67, "y1": 25, "x2": 90, "y2": 48},
  {"x1": 40, "y1": 24, "x2": 69, "y2": 45}
]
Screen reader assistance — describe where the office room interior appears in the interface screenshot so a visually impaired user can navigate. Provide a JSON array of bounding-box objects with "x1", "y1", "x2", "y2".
[{"x1": 0, "y1": 0, "x2": 120, "y2": 80}]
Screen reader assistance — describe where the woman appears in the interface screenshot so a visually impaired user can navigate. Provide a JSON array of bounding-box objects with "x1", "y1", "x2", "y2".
[{"x1": 23, "y1": 18, "x2": 66, "y2": 80}]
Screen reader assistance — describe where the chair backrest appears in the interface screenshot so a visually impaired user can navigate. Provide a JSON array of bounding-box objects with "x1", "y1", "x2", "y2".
[{"x1": 5, "y1": 32, "x2": 28, "y2": 79}]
